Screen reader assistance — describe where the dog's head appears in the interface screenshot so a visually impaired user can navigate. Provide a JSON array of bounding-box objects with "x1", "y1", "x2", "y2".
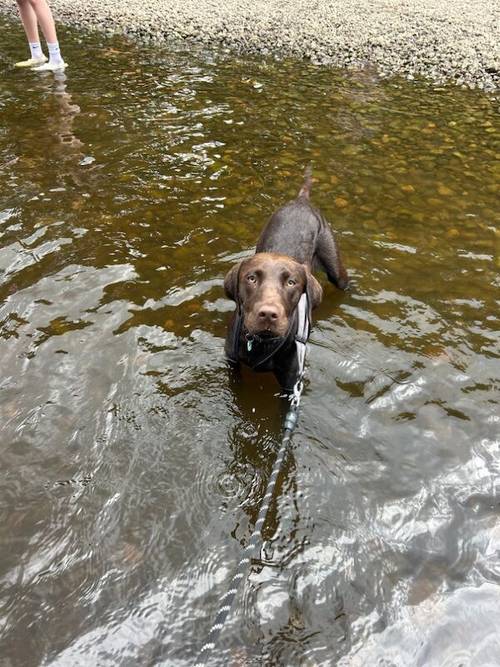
[{"x1": 224, "y1": 253, "x2": 322, "y2": 337}]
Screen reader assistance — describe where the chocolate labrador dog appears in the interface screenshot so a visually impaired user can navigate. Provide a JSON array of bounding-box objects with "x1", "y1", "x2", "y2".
[{"x1": 224, "y1": 169, "x2": 349, "y2": 390}]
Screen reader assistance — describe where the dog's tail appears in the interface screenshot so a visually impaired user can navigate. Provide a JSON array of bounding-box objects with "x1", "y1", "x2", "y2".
[{"x1": 298, "y1": 165, "x2": 313, "y2": 199}]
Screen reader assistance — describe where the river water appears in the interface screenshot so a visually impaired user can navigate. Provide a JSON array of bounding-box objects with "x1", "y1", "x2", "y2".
[{"x1": 0, "y1": 16, "x2": 499, "y2": 667}]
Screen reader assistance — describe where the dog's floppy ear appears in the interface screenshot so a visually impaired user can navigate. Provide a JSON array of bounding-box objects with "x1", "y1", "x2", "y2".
[
  {"x1": 224, "y1": 262, "x2": 242, "y2": 302},
  {"x1": 303, "y1": 265, "x2": 323, "y2": 309}
]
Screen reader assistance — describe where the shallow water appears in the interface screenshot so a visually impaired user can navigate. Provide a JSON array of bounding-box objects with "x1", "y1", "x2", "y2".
[{"x1": 0, "y1": 16, "x2": 499, "y2": 667}]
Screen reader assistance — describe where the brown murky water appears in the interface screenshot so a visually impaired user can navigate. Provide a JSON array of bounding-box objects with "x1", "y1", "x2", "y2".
[{"x1": 1, "y1": 16, "x2": 499, "y2": 667}]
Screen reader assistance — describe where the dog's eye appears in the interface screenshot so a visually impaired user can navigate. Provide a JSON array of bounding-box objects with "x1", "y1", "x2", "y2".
[
  {"x1": 247, "y1": 274, "x2": 257, "y2": 283},
  {"x1": 287, "y1": 278, "x2": 297, "y2": 286}
]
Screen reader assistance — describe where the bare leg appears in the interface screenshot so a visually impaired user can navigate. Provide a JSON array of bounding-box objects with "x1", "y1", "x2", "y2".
[
  {"x1": 16, "y1": 0, "x2": 40, "y2": 43},
  {"x1": 27, "y1": 0, "x2": 58, "y2": 44}
]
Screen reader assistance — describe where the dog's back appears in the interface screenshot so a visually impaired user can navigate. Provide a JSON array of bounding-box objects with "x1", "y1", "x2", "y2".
[{"x1": 256, "y1": 168, "x2": 323, "y2": 266}]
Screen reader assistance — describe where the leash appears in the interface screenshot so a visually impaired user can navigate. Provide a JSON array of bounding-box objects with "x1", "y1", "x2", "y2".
[{"x1": 194, "y1": 293, "x2": 309, "y2": 667}]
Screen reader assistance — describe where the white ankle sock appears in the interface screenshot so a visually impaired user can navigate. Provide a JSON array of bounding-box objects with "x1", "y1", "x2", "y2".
[
  {"x1": 47, "y1": 42, "x2": 63, "y2": 66},
  {"x1": 29, "y1": 42, "x2": 44, "y2": 60}
]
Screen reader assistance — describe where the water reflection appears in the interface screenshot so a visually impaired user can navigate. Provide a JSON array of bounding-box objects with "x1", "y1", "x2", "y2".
[
  {"x1": 50, "y1": 72, "x2": 83, "y2": 150},
  {"x1": 40, "y1": 71, "x2": 99, "y2": 187}
]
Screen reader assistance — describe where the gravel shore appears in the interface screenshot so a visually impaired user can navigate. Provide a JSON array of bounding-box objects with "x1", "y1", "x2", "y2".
[{"x1": 1, "y1": 0, "x2": 498, "y2": 89}]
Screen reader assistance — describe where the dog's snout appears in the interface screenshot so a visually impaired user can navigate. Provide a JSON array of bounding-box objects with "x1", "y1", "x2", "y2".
[
  {"x1": 245, "y1": 296, "x2": 287, "y2": 336},
  {"x1": 258, "y1": 306, "x2": 279, "y2": 322}
]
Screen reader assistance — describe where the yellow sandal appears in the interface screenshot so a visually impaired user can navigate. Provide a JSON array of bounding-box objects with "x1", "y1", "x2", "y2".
[{"x1": 15, "y1": 55, "x2": 48, "y2": 68}]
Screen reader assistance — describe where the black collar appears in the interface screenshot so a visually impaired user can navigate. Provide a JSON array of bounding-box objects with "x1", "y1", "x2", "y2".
[{"x1": 244, "y1": 312, "x2": 297, "y2": 369}]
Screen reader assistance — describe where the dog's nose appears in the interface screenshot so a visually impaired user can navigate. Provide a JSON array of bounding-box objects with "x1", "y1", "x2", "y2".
[{"x1": 258, "y1": 306, "x2": 279, "y2": 323}]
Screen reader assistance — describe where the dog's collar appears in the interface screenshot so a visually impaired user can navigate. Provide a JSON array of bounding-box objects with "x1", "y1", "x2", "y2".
[
  {"x1": 245, "y1": 331, "x2": 283, "y2": 352},
  {"x1": 244, "y1": 322, "x2": 294, "y2": 369}
]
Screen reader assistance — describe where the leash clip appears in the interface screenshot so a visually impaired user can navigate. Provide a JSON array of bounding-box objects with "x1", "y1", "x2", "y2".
[{"x1": 290, "y1": 376, "x2": 304, "y2": 409}]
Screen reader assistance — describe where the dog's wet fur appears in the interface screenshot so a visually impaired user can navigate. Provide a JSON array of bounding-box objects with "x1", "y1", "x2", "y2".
[{"x1": 224, "y1": 168, "x2": 348, "y2": 389}]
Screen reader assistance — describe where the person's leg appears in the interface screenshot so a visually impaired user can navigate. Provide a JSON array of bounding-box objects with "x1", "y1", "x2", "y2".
[
  {"x1": 29, "y1": 0, "x2": 58, "y2": 43},
  {"x1": 15, "y1": 0, "x2": 47, "y2": 66},
  {"x1": 29, "y1": 0, "x2": 66, "y2": 71},
  {"x1": 16, "y1": 0, "x2": 40, "y2": 42}
]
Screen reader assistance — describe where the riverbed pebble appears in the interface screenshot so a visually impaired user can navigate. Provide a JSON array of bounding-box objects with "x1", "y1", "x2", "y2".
[{"x1": 1, "y1": 0, "x2": 498, "y2": 89}]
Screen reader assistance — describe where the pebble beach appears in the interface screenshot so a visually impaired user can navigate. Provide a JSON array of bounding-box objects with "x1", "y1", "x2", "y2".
[{"x1": 1, "y1": 0, "x2": 499, "y2": 89}]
